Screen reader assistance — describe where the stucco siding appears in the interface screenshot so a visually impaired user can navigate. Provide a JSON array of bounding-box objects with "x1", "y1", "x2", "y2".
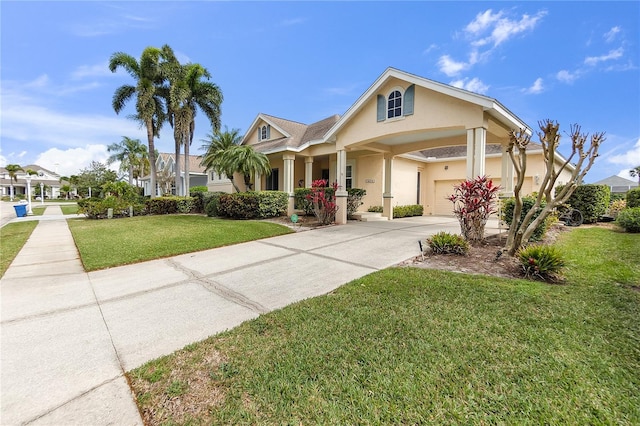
[{"x1": 335, "y1": 79, "x2": 485, "y2": 150}]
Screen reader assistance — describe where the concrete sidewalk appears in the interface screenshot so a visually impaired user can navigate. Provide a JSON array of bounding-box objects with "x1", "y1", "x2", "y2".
[{"x1": 1, "y1": 208, "x2": 498, "y2": 425}]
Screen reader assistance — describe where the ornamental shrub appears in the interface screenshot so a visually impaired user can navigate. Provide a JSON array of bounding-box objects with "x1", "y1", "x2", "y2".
[
  {"x1": 565, "y1": 184, "x2": 610, "y2": 223},
  {"x1": 393, "y1": 205, "x2": 424, "y2": 218},
  {"x1": 427, "y1": 232, "x2": 469, "y2": 255},
  {"x1": 368, "y1": 205, "x2": 383, "y2": 213},
  {"x1": 501, "y1": 196, "x2": 549, "y2": 242},
  {"x1": 448, "y1": 176, "x2": 500, "y2": 243},
  {"x1": 146, "y1": 197, "x2": 195, "y2": 215},
  {"x1": 627, "y1": 187, "x2": 640, "y2": 208},
  {"x1": 256, "y1": 191, "x2": 288, "y2": 218},
  {"x1": 616, "y1": 207, "x2": 640, "y2": 233},
  {"x1": 517, "y1": 244, "x2": 566, "y2": 282},
  {"x1": 608, "y1": 199, "x2": 626, "y2": 219},
  {"x1": 77, "y1": 196, "x2": 146, "y2": 219},
  {"x1": 347, "y1": 188, "x2": 366, "y2": 218},
  {"x1": 204, "y1": 193, "x2": 224, "y2": 217},
  {"x1": 306, "y1": 179, "x2": 338, "y2": 225},
  {"x1": 294, "y1": 188, "x2": 313, "y2": 215},
  {"x1": 189, "y1": 186, "x2": 208, "y2": 193},
  {"x1": 218, "y1": 192, "x2": 260, "y2": 219}
]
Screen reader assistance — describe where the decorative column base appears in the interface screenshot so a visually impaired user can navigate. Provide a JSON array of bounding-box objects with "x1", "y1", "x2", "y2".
[
  {"x1": 382, "y1": 193, "x2": 393, "y2": 221},
  {"x1": 335, "y1": 190, "x2": 348, "y2": 225},
  {"x1": 287, "y1": 194, "x2": 296, "y2": 217}
]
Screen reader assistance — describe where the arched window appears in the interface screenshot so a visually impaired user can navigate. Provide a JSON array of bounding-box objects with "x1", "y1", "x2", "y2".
[
  {"x1": 387, "y1": 90, "x2": 402, "y2": 119},
  {"x1": 258, "y1": 124, "x2": 271, "y2": 141}
]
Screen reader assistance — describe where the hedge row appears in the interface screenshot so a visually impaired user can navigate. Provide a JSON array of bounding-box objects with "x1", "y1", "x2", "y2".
[
  {"x1": 557, "y1": 184, "x2": 610, "y2": 224},
  {"x1": 393, "y1": 204, "x2": 424, "y2": 218},
  {"x1": 213, "y1": 191, "x2": 289, "y2": 219}
]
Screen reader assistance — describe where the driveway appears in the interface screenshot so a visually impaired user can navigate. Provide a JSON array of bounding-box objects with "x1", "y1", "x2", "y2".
[{"x1": 1, "y1": 213, "x2": 497, "y2": 425}]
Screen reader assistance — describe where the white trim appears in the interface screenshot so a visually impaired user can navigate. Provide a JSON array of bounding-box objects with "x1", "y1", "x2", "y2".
[
  {"x1": 242, "y1": 113, "x2": 291, "y2": 145},
  {"x1": 323, "y1": 67, "x2": 532, "y2": 142}
]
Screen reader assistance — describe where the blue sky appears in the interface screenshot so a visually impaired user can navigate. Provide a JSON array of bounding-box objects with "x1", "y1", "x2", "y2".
[{"x1": 1, "y1": 1, "x2": 639, "y2": 183}]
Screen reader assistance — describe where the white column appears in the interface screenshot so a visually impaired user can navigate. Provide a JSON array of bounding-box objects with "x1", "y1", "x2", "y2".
[
  {"x1": 382, "y1": 154, "x2": 394, "y2": 220},
  {"x1": 25, "y1": 176, "x2": 33, "y2": 215},
  {"x1": 283, "y1": 154, "x2": 296, "y2": 215},
  {"x1": 335, "y1": 149, "x2": 348, "y2": 224},
  {"x1": 304, "y1": 157, "x2": 314, "y2": 188},
  {"x1": 466, "y1": 127, "x2": 486, "y2": 179}
]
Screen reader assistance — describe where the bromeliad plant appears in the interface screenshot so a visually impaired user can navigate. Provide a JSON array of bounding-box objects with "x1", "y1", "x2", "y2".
[
  {"x1": 516, "y1": 244, "x2": 566, "y2": 282},
  {"x1": 307, "y1": 179, "x2": 338, "y2": 225},
  {"x1": 448, "y1": 176, "x2": 500, "y2": 243}
]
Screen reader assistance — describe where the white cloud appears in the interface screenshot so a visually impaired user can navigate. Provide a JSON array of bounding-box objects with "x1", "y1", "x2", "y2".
[
  {"x1": 71, "y1": 62, "x2": 113, "y2": 79},
  {"x1": 584, "y1": 47, "x2": 624, "y2": 66},
  {"x1": 467, "y1": 9, "x2": 547, "y2": 48},
  {"x1": 604, "y1": 26, "x2": 621, "y2": 43},
  {"x1": 35, "y1": 145, "x2": 114, "y2": 177},
  {"x1": 438, "y1": 55, "x2": 470, "y2": 77},
  {"x1": 449, "y1": 77, "x2": 489, "y2": 94},
  {"x1": 465, "y1": 9, "x2": 503, "y2": 35},
  {"x1": 608, "y1": 138, "x2": 640, "y2": 167},
  {"x1": 422, "y1": 44, "x2": 438, "y2": 54},
  {"x1": 524, "y1": 77, "x2": 544, "y2": 94},
  {"x1": 618, "y1": 169, "x2": 639, "y2": 182},
  {"x1": 556, "y1": 69, "x2": 578, "y2": 84}
]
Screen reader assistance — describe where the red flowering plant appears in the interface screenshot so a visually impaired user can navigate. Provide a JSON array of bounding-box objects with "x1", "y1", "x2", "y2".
[
  {"x1": 448, "y1": 175, "x2": 500, "y2": 243},
  {"x1": 306, "y1": 179, "x2": 339, "y2": 225}
]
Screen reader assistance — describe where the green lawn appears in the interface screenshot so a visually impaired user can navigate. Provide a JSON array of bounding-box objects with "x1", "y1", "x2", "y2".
[
  {"x1": 67, "y1": 215, "x2": 292, "y2": 271},
  {"x1": 60, "y1": 204, "x2": 78, "y2": 215},
  {"x1": 0, "y1": 221, "x2": 38, "y2": 277},
  {"x1": 129, "y1": 227, "x2": 640, "y2": 425},
  {"x1": 31, "y1": 206, "x2": 46, "y2": 216}
]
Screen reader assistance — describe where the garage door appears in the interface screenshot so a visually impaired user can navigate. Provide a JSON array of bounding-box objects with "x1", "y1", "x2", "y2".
[{"x1": 434, "y1": 179, "x2": 460, "y2": 216}]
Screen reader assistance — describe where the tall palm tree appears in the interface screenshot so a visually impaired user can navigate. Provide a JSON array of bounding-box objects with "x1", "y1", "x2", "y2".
[
  {"x1": 5, "y1": 164, "x2": 23, "y2": 201},
  {"x1": 161, "y1": 45, "x2": 223, "y2": 196},
  {"x1": 200, "y1": 127, "x2": 243, "y2": 192},
  {"x1": 106, "y1": 136, "x2": 147, "y2": 186},
  {"x1": 629, "y1": 166, "x2": 640, "y2": 184},
  {"x1": 109, "y1": 47, "x2": 166, "y2": 197}
]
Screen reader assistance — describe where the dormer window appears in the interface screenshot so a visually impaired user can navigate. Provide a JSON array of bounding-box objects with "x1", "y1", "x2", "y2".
[
  {"x1": 376, "y1": 84, "x2": 415, "y2": 122},
  {"x1": 258, "y1": 124, "x2": 271, "y2": 141},
  {"x1": 387, "y1": 90, "x2": 402, "y2": 119}
]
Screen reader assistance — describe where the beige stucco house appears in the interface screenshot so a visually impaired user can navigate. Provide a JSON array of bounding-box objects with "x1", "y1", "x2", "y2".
[{"x1": 239, "y1": 67, "x2": 573, "y2": 224}]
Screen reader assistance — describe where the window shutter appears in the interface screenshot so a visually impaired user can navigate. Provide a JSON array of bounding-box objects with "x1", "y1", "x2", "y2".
[
  {"x1": 267, "y1": 125, "x2": 271, "y2": 139},
  {"x1": 258, "y1": 126, "x2": 261, "y2": 142},
  {"x1": 404, "y1": 84, "x2": 415, "y2": 116},
  {"x1": 377, "y1": 95, "x2": 385, "y2": 122}
]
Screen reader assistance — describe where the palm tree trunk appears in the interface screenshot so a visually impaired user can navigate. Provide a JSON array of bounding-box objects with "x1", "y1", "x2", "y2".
[
  {"x1": 146, "y1": 121, "x2": 157, "y2": 198},
  {"x1": 174, "y1": 130, "x2": 181, "y2": 196},
  {"x1": 184, "y1": 136, "x2": 190, "y2": 196}
]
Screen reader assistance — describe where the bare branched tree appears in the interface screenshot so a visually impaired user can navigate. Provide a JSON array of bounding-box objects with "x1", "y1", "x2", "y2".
[{"x1": 504, "y1": 119, "x2": 605, "y2": 255}]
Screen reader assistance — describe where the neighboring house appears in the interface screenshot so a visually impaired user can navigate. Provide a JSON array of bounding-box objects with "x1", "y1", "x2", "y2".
[
  {"x1": 592, "y1": 175, "x2": 638, "y2": 194},
  {"x1": 0, "y1": 165, "x2": 61, "y2": 199},
  {"x1": 237, "y1": 67, "x2": 573, "y2": 223},
  {"x1": 141, "y1": 153, "x2": 209, "y2": 196}
]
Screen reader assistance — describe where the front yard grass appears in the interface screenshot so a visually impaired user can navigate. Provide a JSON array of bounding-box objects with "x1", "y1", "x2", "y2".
[
  {"x1": 129, "y1": 227, "x2": 640, "y2": 425},
  {"x1": 0, "y1": 221, "x2": 38, "y2": 277},
  {"x1": 60, "y1": 204, "x2": 78, "y2": 215},
  {"x1": 67, "y1": 215, "x2": 292, "y2": 271}
]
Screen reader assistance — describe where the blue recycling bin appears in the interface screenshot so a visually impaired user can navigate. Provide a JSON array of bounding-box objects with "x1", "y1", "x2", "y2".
[{"x1": 14, "y1": 204, "x2": 27, "y2": 217}]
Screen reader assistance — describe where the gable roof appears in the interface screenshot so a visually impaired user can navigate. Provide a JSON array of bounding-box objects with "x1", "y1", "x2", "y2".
[
  {"x1": 324, "y1": 67, "x2": 531, "y2": 142},
  {"x1": 156, "y1": 153, "x2": 206, "y2": 174},
  {"x1": 592, "y1": 175, "x2": 638, "y2": 188},
  {"x1": 244, "y1": 113, "x2": 341, "y2": 154}
]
